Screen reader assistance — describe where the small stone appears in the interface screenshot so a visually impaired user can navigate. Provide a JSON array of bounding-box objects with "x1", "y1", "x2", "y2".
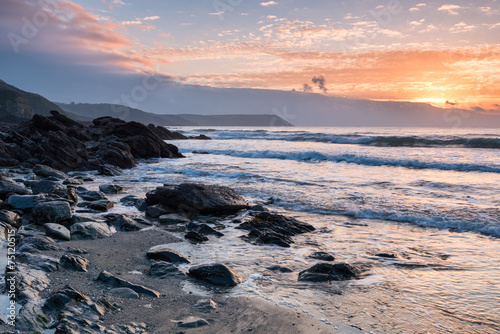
[
  {"x1": 185, "y1": 231, "x2": 209, "y2": 243},
  {"x1": 188, "y1": 263, "x2": 242, "y2": 287},
  {"x1": 109, "y1": 288, "x2": 139, "y2": 299},
  {"x1": 266, "y1": 265, "x2": 293, "y2": 273},
  {"x1": 88, "y1": 199, "x2": 114, "y2": 212},
  {"x1": 97, "y1": 270, "x2": 160, "y2": 298},
  {"x1": 308, "y1": 251, "x2": 335, "y2": 262},
  {"x1": 99, "y1": 184, "x2": 123, "y2": 194},
  {"x1": 60, "y1": 254, "x2": 89, "y2": 272},
  {"x1": 174, "y1": 317, "x2": 210, "y2": 328},
  {"x1": 71, "y1": 222, "x2": 114, "y2": 240},
  {"x1": 77, "y1": 190, "x2": 108, "y2": 201}
]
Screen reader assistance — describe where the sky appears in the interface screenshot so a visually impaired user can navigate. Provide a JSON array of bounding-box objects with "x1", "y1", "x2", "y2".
[{"x1": 1, "y1": 0, "x2": 500, "y2": 111}]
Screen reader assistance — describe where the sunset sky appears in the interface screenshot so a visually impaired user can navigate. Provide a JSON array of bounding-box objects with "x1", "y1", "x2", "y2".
[{"x1": 1, "y1": 0, "x2": 499, "y2": 111}]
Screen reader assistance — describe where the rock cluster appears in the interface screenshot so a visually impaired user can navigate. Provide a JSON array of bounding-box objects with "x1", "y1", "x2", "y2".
[{"x1": 0, "y1": 111, "x2": 184, "y2": 171}]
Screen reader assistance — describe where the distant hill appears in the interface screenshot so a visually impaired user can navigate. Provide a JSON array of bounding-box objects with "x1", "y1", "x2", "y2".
[
  {"x1": 0, "y1": 79, "x2": 88, "y2": 123},
  {"x1": 57, "y1": 102, "x2": 293, "y2": 126}
]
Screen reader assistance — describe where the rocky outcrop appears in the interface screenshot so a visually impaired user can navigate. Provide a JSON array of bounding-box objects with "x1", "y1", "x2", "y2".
[
  {"x1": 146, "y1": 183, "x2": 249, "y2": 215},
  {"x1": 0, "y1": 110, "x2": 184, "y2": 172}
]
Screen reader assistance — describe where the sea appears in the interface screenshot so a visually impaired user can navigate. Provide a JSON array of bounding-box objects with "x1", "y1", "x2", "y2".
[
  {"x1": 123, "y1": 126, "x2": 499, "y2": 333},
  {"x1": 6, "y1": 126, "x2": 500, "y2": 333}
]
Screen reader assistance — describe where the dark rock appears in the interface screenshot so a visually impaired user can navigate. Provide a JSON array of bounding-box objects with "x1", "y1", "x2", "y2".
[
  {"x1": 0, "y1": 179, "x2": 30, "y2": 200},
  {"x1": 159, "y1": 213, "x2": 190, "y2": 224},
  {"x1": 32, "y1": 201, "x2": 72, "y2": 224},
  {"x1": 149, "y1": 261, "x2": 186, "y2": 278},
  {"x1": 120, "y1": 195, "x2": 140, "y2": 206},
  {"x1": 97, "y1": 270, "x2": 160, "y2": 298},
  {"x1": 250, "y1": 205, "x2": 269, "y2": 212},
  {"x1": 31, "y1": 180, "x2": 65, "y2": 194},
  {"x1": 97, "y1": 163, "x2": 123, "y2": 176},
  {"x1": 192, "y1": 151, "x2": 209, "y2": 154},
  {"x1": 146, "y1": 204, "x2": 170, "y2": 218},
  {"x1": 109, "y1": 287, "x2": 139, "y2": 299},
  {"x1": 238, "y1": 212, "x2": 315, "y2": 247},
  {"x1": 99, "y1": 184, "x2": 123, "y2": 194},
  {"x1": 244, "y1": 228, "x2": 293, "y2": 248},
  {"x1": 0, "y1": 209, "x2": 22, "y2": 228},
  {"x1": 18, "y1": 253, "x2": 60, "y2": 272},
  {"x1": 308, "y1": 251, "x2": 335, "y2": 262},
  {"x1": 71, "y1": 222, "x2": 114, "y2": 239},
  {"x1": 42, "y1": 285, "x2": 115, "y2": 333},
  {"x1": 88, "y1": 199, "x2": 114, "y2": 212},
  {"x1": 146, "y1": 183, "x2": 249, "y2": 215},
  {"x1": 18, "y1": 236, "x2": 62, "y2": 253},
  {"x1": 376, "y1": 253, "x2": 398, "y2": 258},
  {"x1": 44, "y1": 223, "x2": 71, "y2": 241},
  {"x1": 77, "y1": 189, "x2": 108, "y2": 201},
  {"x1": 185, "y1": 231, "x2": 209, "y2": 243},
  {"x1": 105, "y1": 214, "x2": 142, "y2": 231},
  {"x1": 60, "y1": 254, "x2": 89, "y2": 272},
  {"x1": 6, "y1": 194, "x2": 43, "y2": 210},
  {"x1": 187, "y1": 222, "x2": 224, "y2": 237},
  {"x1": 266, "y1": 265, "x2": 293, "y2": 273},
  {"x1": 147, "y1": 247, "x2": 190, "y2": 263},
  {"x1": 63, "y1": 178, "x2": 84, "y2": 185},
  {"x1": 70, "y1": 215, "x2": 98, "y2": 226},
  {"x1": 188, "y1": 263, "x2": 242, "y2": 286},
  {"x1": 33, "y1": 164, "x2": 68, "y2": 179},
  {"x1": 148, "y1": 124, "x2": 188, "y2": 140},
  {"x1": 298, "y1": 263, "x2": 362, "y2": 282},
  {"x1": 190, "y1": 134, "x2": 211, "y2": 140},
  {"x1": 95, "y1": 140, "x2": 137, "y2": 169}
]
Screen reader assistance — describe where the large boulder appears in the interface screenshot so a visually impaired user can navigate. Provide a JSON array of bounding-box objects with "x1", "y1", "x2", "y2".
[
  {"x1": 32, "y1": 201, "x2": 72, "y2": 224},
  {"x1": 0, "y1": 179, "x2": 30, "y2": 200},
  {"x1": 146, "y1": 183, "x2": 249, "y2": 215},
  {"x1": 188, "y1": 263, "x2": 242, "y2": 287}
]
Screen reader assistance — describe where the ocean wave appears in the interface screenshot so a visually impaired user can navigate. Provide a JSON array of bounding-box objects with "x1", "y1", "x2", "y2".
[
  {"x1": 193, "y1": 129, "x2": 500, "y2": 149},
  {"x1": 344, "y1": 208, "x2": 500, "y2": 237},
  {"x1": 205, "y1": 150, "x2": 500, "y2": 173}
]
